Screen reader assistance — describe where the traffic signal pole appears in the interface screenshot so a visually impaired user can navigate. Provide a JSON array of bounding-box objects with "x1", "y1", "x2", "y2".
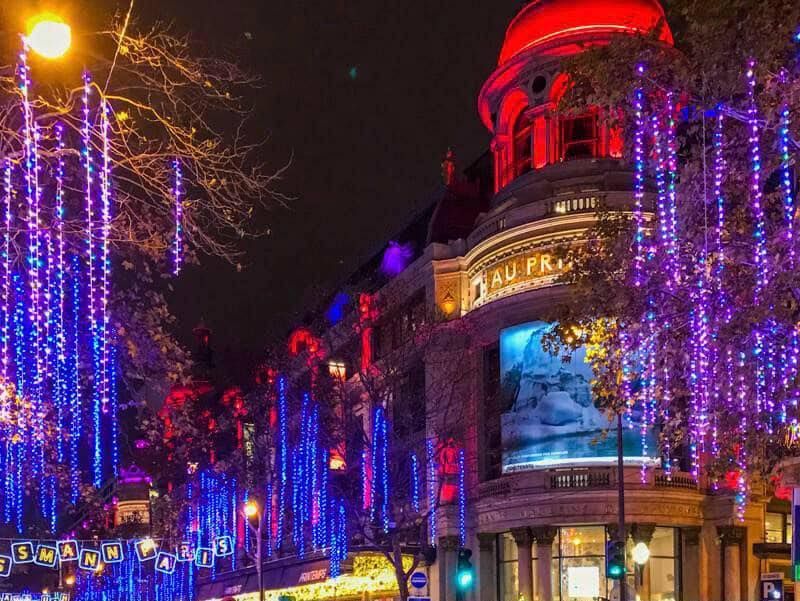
[{"x1": 617, "y1": 411, "x2": 626, "y2": 601}]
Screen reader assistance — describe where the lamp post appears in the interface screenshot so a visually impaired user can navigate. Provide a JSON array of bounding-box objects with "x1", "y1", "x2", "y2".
[
  {"x1": 616, "y1": 411, "x2": 627, "y2": 601},
  {"x1": 244, "y1": 500, "x2": 265, "y2": 601}
]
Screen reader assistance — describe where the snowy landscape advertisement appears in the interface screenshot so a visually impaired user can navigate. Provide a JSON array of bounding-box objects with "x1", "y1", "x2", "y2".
[{"x1": 500, "y1": 321, "x2": 658, "y2": 471}]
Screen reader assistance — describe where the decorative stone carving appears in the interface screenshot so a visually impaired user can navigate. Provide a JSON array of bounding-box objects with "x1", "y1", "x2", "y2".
[
  {"x1": 477, "y1": 532, "x2": 496, "y2": 552},
  {"x1": 510, "y1": 527, "x2": 532, "y2": 546},
  {"x1": 531, "y1": 526, "x2": 558, "y2": 545},
  {"x1": 631, "y1": 523, "x2": 657, "y2": 545},
  {"x1": 606, "y1": 524, "x2": 625, "y2": 541},
  {"x1": 717, "y1": 525, "x2": 746, "y2": 546},
  {"x1": 439, "y1": 535, "x2": 461, "y2": 551}
]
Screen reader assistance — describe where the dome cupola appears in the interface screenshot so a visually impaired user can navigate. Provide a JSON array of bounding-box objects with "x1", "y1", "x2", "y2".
[
  {"x1": 478, "y1": 0, "x2": 673, "y2": 193},
  {"x1": 499, "y1": 0, "x2": 673, "y2": 66}
]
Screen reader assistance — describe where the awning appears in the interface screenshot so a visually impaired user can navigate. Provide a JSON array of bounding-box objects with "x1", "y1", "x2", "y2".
[{"x1": 198, "y1": 553, "x2": 408, "y2": 601}]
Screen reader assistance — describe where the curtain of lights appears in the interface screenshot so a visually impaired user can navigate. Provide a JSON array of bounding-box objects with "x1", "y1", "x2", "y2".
[
  {"x1": 74, "y1": 541, "x2": 195, "y2": 601},
  {"x1": 0, "y1": 44, "x2": 122, "y2": 532},
  {"x1": 621, "y1": 58, "x2": 799, "y2": 518}
]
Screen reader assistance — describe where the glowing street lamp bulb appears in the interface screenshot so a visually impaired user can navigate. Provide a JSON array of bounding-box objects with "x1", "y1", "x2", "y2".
[
  {"x1": 26, "y1": 17, "x2": 72, "y2": 59},
  {"x1": 632, "y1": 541, "x2": 650, "y2": 565},
  {"x1": 244, "y1": 500, "x2": 259, "y2": 518}
]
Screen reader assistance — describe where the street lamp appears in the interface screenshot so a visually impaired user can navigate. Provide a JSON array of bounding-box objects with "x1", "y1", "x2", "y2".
[
  {"x1": 631, "y1": 542, "x2": 650, "y2": 566},
  {"x1": 25, "y1": 14, "x2": 72, "y2": 60},
  {"x1": 632, "y1": 541, "x2": 650, "y2": 595},
  {"x1": 243, "y1": 499, "x2": 265, "y2": 601}
]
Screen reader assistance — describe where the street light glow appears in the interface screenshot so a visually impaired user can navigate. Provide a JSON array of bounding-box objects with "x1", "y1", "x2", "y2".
[
  {"x1": 632, "y1": 541, "x2": 650, "y2": 565},
  {"x1": 26, "y1": 15, "x2": 72, "y2": 59},
  {"x1": 244, "y1": 500, "x2": 259, "y2": 518}
]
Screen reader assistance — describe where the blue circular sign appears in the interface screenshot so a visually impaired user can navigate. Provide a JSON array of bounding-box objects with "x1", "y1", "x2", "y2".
[{"x1": 410, "y1": 571, "x2": 428, "y2": 589}]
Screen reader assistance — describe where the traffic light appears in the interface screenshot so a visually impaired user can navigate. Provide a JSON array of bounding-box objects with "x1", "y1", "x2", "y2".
[
  {"x1": 606, "y1": 539, "x2": 626, "y2": 580},
  {"x1": 455, "y1": 548, "x2": 475, "y2": 600}
]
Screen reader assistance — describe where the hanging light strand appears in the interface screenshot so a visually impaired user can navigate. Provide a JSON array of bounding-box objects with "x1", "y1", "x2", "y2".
[
  {"x1": 173, "y1": 159, "x2": 183, "y2": 275},
  {"x1": 632, "y1": 65, "x2": 647, "y2": 287}
]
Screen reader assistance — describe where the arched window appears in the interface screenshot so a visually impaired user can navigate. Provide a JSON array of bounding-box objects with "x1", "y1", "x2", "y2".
[
  {"x1": 560, "y1": 111, "x2": 599, "y2": 161},
  {"x1": 513, "y1": 110, "x2": 533, "y2": 177}
]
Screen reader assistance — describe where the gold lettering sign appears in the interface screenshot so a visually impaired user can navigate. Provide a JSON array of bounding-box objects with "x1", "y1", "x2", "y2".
[{"x1": 485, "y1": 249, "x2": 566, "y2": 295}]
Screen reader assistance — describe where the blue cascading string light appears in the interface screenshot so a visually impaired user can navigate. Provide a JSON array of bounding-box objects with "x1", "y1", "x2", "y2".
[
  {"x1": 426, "y1": 438, "x2": 437, "y2": 545},
  {"x1": 369, "y1": 405, "x2": 390, "y2": 532},
  {"x1": 458, "y1": 447, "x2": 466, "y2": 547},
  {"x1": 75, "y1": 540, "x2": 196, "y2": 601},
  {"x1": 0, "y1": 45, "x2": 129, "y2": 532},
  {"x1": 276, "y1": 375, "x2": 289, "y2": 551},
  {"x1": 409, "y1": 451, "x2": 421, "y2": 512}
]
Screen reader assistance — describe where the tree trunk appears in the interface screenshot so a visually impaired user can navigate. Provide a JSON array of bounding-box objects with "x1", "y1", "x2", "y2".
[{"x1": 393, "y1": 537, "x2": 411, "y2": 601}]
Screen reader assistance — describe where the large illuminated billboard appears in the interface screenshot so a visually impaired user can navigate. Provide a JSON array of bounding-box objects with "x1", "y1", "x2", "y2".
[{"x1": 500, "y1": 321, "x2": 658, "y2": 471}]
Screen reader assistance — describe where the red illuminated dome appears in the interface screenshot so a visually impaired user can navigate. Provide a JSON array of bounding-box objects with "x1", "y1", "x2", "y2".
[{"x1": 499, "y1": 0, "x2": 673, "y2": 65}]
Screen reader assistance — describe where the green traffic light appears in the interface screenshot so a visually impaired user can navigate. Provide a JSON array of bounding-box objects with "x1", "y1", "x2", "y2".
[
  {"x1": 607, "y1": 564, "x2": 624, "y2": 578},
  {"x1": 457, "y1": 570, "x2": 474, "y2": 590}
]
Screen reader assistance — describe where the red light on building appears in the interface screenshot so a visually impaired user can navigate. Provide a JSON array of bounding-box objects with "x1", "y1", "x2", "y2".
[{"x1": 498, "y1": 0, "x2": 673, "y2": 66}]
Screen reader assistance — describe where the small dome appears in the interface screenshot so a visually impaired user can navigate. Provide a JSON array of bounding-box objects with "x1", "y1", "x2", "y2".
[{"x1": 498, "y1": 0, "x2": 673, "y2": 65}]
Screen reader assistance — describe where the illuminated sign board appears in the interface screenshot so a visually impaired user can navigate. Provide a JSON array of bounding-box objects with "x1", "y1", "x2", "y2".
[
  {"x1": 470, "y1": 242, "x2": 569, "y2": 309},
  {"x1": 486, "y1": 250, "x2": 566, "y2": 294},
  {"x1": 500, "y1": 321, "x2": 658, "y2": 471}
]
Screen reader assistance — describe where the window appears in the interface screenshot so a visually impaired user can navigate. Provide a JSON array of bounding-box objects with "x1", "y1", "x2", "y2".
[
  {"x1": 513, "y1": 111, "x2": 533, "y2": 177},
  {"x1": 497, "y1": 533, "x2": 538, "y2": 601},
  {"x1": 560, "y1": 113, "x2": 599, "y2": 161},
  {"x1": 766, "y1": 511, "x2": 791, "y2": 543},
  {"x1": 375, "y1": 290, "x2": 427, "y2": 358},
  {"x1": 392, "y1": 363, "x2": 426, "y2": 439},
  {"x1": 498, "y1": 533, "x2": 519, "y2": 601},
  {"x1": 482, "y1": 344, "x2": 502, "y2": 480},
  {"x1": 554, "y1": 526, "x2": 606, "y2": 601},
  {"x1": 496, "y1": 526, "x2": 681, "y2": 601},
  {"x1": 648, "y1": 527, "x2": 679, "y2": 601}
]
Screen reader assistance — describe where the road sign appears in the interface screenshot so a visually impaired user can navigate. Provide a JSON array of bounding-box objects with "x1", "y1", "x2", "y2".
[
  {"x1": 761, "y1": 572, "x2": 784, "y2": 601},
  {"x1": 408, "y1": 597, "x2": 431, "y2": 601},
  {"x1": 410, "y1": 571, "x2": 428, "y2": 589}
]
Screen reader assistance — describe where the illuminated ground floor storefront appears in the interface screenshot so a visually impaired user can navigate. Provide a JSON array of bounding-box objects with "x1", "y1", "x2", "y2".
[
  {"x1": 467, "y1": 466, "x2": 794, "y2": 601},
  {"x1": 198, "y1": 552, "x2": 411, "y2": 601},
  {"x1": 495, "y1": 525, "x2": 679, "y2": 601}
]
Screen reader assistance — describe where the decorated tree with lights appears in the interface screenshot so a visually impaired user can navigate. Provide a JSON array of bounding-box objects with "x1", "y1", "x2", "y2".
[
  {"x1": 194, "y1": 290, "x2": 477, "y2": 601},
  {"x1": 315, "y1": 297, "x2": 475, "y2": 601},
  {"x1": 0, "y1": 9, "x2": 286, "y2": 538},
  {"x1": 543, "y1": 0, "x2": 800, "y2": 513}
]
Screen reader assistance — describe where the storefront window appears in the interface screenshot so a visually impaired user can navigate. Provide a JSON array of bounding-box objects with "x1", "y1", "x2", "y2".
[
  {"x1": 553, "y1": 526, "x2": 606, "y2": 601},
  {"x1": 499, "y1": 526, "x2": 680, "y2": 601},
  {"x1": 648, "y1": 527, "x2": 679, "y2": 601},
  {"x1": 497, "y1": 532, "x2": 538, "y2": 601},
  {"x1": 498, "y1": 533, "x2": 519, "y2": 601}
]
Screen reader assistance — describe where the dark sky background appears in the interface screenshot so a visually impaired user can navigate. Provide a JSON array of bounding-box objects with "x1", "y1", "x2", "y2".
[{"x1": 154, "y1": 1, "x2": 523, "y2": 368}]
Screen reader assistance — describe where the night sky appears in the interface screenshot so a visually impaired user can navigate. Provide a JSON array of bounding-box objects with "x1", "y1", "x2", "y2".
[
  {"x1": 53, "y1": 1, "x2": 518, "y2": 369},
  {"x1": 160, "y1": 0, "x2": 523, "y2": 363}
]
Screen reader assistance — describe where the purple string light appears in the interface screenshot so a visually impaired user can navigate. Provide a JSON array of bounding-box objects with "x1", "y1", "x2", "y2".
[
  {"x1": 99, "y1": 99, "x2": 112, "y2": 417},
  {"x1": 746, "y1": 60, "x2": 767, "y2": 300},
  {"x1": 1, "y1": 160, "x2": 11, "y2": 382},
  {"x1": 779, "y1": 105, "x2": 794, "y2": 266},
  {"x1": 632, "y1": 65, "x2": 646, "y2": 287},
  {"x1": 173, "y1": 159, "x2": 183, "y2": 275}
]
